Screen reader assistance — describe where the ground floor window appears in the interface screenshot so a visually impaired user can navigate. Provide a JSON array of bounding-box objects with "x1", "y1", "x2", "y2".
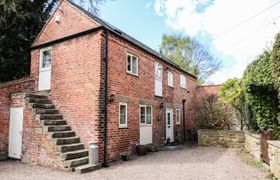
[
  {"x1": 119, "y1": 102, "x2": 127, "y2": 128},
  {"x1": 140, "y1": 105, "x2": 152, "y2": 125},
  {"x1": 176, "y1": 109, "x2": 181, "y2": 125}
]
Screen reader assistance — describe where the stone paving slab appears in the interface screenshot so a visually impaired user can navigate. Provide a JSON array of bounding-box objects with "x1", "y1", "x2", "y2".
[{"x1": 0, "y1": 146, "x2": 268, "y2": 180}]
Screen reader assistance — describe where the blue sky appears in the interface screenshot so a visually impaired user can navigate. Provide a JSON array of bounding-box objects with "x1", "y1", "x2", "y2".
[{"x1": 99, "y1": 0, "x2": 280, "y2": 84}]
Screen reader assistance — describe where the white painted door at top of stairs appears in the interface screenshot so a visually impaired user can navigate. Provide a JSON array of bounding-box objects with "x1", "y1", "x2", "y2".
[
  {"x1": 9, "y1": 107, "x2": 23, "y2": 159},
  {"x1": 166, "y1": 108, "x2": 174, "y2": 142},
  {"x1": 39, "y1": 47, "x2": 52, "y2": 91}
]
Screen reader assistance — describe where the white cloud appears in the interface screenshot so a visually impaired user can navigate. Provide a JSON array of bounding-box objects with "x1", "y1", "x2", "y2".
[{"x1": 154, "y1": 0, "x2": 280, "y2": 84}]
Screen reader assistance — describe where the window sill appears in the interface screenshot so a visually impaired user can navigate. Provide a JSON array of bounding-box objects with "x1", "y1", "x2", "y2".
[
  {"x1": 119, "y1": 125, "x2": 128, "y2": 129},
  {"x1": 154, "y1": 95, "x2": 163, "y2": 98},
  {"x1": 168, "y1": 85, "x2": 174, "y2": 89},
  {"x1": 126, "y1": 71, "x2": 139, "y2": 77}
]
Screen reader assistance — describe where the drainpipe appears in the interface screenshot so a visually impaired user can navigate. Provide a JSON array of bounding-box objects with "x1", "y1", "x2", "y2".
[
  {"x1": 182, "y1": 99, "x2": 186, "y2": 141},
  {"x1": 103, "y1": 29, "x2": 109, "y2": 167}
]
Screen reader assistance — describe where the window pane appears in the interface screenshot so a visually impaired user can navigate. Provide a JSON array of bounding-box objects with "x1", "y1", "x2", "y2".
[
  {"x1": 146, "y1": 106, "x2": 152, "y2": 124},
  {"x1": 176, "y1": 110, "x2": 180, "y2": 123},
  {"x1": 140, "y1": 106, "x2": 145, "y2": 123},
  {"x1": 42, "y1": 50, "x2": 51, "y2": 68},
  {"x1": 127, "y1": 55, "x2": 131, "y2": 71},
  {"x1": 167, "y1": 113, "x2": 170, "y2": 125},
  {"x1": 120, "y1": 105, "x2": 126, "y2": 125},
  {"x1": 132, "y1": 57, "x2": 137, "y2": 74}
]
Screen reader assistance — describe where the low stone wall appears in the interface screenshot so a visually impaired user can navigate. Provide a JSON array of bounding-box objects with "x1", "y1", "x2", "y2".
[
  {"x1": 244, "y1": 131, "x2": 261, "y2": 161},
  {"x1": 268, "y1": 141, "x2": 280, "y2": 178},
  {"x1": 197, "y1": 129, "x2": 245, "y2": 148}
]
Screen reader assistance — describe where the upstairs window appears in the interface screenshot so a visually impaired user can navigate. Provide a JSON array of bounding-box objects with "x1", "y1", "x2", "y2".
[
  {"x1": 167, "y1": 71, "x2": 174, "y2": 87},
  {"x1": 127, "y1": 53, "x2": 138, "y2": 75},
  {"x1": 180, "y1": 74, "x2": 187, "y2": 89},
  {"x1": 119, "y1": 103, "x2": 127, "y2": 128}
]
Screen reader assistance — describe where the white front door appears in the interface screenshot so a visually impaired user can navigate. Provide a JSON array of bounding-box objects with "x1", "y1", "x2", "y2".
[
  {"x1": 9, "y1": 107, "x2": 23, "y2": 159},
  {"x1": 38, "y1": 47, "x2": 52, "y2": 91},
  {"x1": 140, "y1": 105, "x2": 153, "y2": 145},
  {"x1": 166, "y1": 108, "x2": 174, "y2": 142},
  {"x1": 155, "y1": 63, "x2": 163, "y2": 97}
]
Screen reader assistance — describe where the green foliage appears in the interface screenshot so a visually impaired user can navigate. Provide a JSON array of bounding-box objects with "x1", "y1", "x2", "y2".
[
  {"x1": 242, "y1": 50, "x2": 279, "y2": 133},
  {"x1": 159, "y1": 34, "x2": 221, "y2": 83},
  {"x1": 219, "y1": 78, "x2": 243, "y2": 108}
]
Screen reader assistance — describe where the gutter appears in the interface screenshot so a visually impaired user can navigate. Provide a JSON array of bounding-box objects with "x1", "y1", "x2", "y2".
[{"x1": 103, "y1": 29, "x2": 109, "y2": 167}]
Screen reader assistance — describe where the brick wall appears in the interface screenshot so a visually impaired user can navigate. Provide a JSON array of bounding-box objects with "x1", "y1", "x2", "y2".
[
  {"x1": 104, "y1": 32, "x2": 196, "y2": 160},
  {"x1": 10, "y1": 93, "x2": 64, "y2": 169},
  {"x1": 0, "y1": 78, "x2": 34, "y2": 155}
]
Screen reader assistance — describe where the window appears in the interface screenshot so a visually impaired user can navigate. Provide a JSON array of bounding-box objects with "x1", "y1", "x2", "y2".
[
  {"x1": 180, "y1": 74, "x2": 187, "y2": 88},
  {"x1": 140, "y1": 105, "x2": 152, "y2": 125},
  {"x1": 155, "y1": 63, "x2": 163, "y2": 80},
  {"x1": 40, "y1": 47, "x2": 52, "y2": 70},
  {"x1": 176, "y1": 109, "x2": 180, "y2": 125},
  {"x1": 155, "y1": 63, "x2": 163, "y2": 96},
  {"x1": 119, "y1": 103, "x2": 127, "y2": 128},
  {"x1": 168, "y1": 71, "x2": 174, "y2": 87},
  {"x1": 127, "y1": 53, "x2": 138, "y2": 75}
]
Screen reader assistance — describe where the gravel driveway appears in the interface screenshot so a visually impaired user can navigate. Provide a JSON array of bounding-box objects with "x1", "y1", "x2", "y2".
[{"x1": 0, "y1": 145, "x2": 268, "y2": 180}]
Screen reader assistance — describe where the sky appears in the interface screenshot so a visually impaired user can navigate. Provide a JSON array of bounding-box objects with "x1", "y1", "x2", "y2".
[{"x1": 99, "y1": 0, "x2": 280, "y2": 84}]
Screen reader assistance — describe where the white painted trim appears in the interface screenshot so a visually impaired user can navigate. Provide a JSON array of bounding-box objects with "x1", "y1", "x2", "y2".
[
  {"x1": 167, "y1": 71, "x2": 174, "y2": 87},
  {"x1": 119, "y1": 102, "x2": 128, "y2": 128},
  {"x1": 180, "y1": 74, "x2": 187, "y2": 89},
  {"x1": 165, "y1": 108, "x2": 174, "y2": 142},
  {"x1": 39, "y1": 47, "x2": 52, "y2": 72},
  {"x1": 126, "y1": 53, "x2": 139, "y2": 76},
  {"x1": 139, "y1": 105, "x2": 153, "y2": 126}
]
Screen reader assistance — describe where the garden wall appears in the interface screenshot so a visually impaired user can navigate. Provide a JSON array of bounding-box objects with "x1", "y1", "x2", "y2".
[
  {"x1": 244, "y1": 131, "x2": 261, "y2": 161},
  {"x1": 197, "y1": 129, "x2": 245, "y2": 148},
  {"x1": 268, "y1": 141, "x2": 280, "y2": 178}
]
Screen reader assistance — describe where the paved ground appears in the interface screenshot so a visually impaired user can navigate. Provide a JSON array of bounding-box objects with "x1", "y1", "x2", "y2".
[{"x1": 0, "y1": 146, "x2": 268, "y2": 180}]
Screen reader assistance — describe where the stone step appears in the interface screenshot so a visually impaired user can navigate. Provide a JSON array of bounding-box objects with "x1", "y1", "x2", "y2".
[
  {"x1": 61, "y1": 150, "x2": 88, "y2": 160},
  {"x1": 75, "y1": 164, "x2": 102, "y2": 174},
  {"x1": 31, "y1": 103, "x2": 55, "y2": 109},
  {"x1": 64, "y1": 157, "x2": 89, "y2": 168},
  {"x1": 54, "y1": 136, "x2": 80, "y2": 145},
  {"x1": 37, "y1": 114, "x2": 63, "y2": 120},
  {"x1": 57, "y1": 143, "x2": 84, "y2": 153},
  {"x1": 33, "y1": 109, "x2": 59, "y2": 115},
  {"x1": 47, "y1": 125, "x2": 71, "y2": 132},
  {"x1": 43, "y1": 119, "x2": 67, "y2": 126},
  {"x1": 50, "y1": 131, "x2": 76, "y2": 138},
  {"x1": 25, "y1": 94, "x2": 48, "y2": 99},
  {"x1": 27, "y1": 98, "x2": 52, "y2": 104}
]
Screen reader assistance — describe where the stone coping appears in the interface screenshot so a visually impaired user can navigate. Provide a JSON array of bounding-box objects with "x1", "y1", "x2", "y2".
[
  {"x1": 244, "y1": 131, "x2": 261, "y2": 139},
  {"x1": 197, "y1": 129, "x2": 244, "y2": 134},
  {"x1": 0, "y1": 77, "x2": 34, "y2": 89},
  {"x1": 268, "y1": 140, "x2": 280, "y2": 148}
]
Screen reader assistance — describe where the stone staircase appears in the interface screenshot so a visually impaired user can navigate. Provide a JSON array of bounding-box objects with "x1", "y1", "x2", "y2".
[{"x1": 25, "y1": 94, "x2": 101, "y2": 173}]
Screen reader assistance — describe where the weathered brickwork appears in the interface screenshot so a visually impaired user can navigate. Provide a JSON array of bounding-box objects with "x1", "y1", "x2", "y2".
[
  {"x1": 198, "y1": 129, "x2": 245, "y2": 148},
  {"x1": 0, "y1": 78, "x2": 34, "y2": 156}
]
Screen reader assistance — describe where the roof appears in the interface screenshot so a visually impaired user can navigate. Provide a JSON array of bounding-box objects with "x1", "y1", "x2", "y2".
[{"x1": 67, "y1": 1, "x2": 196, "y2": 79}]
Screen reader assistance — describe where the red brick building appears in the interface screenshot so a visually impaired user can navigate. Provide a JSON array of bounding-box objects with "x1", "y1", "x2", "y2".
[{"x1": 0, "y1": 0, "x2": 196, "y2": 173}]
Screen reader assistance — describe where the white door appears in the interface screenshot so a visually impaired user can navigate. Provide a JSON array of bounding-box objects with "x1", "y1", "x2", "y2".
[
  {"x1": 155, "y1": 63, "x2": 163, "y2": 97},
  {"x1": 166, "y1": 108, "x2": 174, "y2": 142},
  {"x1": 38, "y1": 47, "x2": 52, "y2": 91},
  {"x1": 140, "y1": 105, "x2": 153, "y2": 145},
  {"x1": 9, "y1": 107, "x2": 24, "y2": 159}
]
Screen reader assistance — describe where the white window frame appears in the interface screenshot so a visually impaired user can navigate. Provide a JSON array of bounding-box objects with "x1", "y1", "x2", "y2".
[
  {"x1": 167, "y1": 71, "x2": 174, "y2": 87},
  {"x1": 39, "y1": 47, "x2": 52, "y2": 71},
  {"x1": 119, "y1": 102, "x2": 128, "y2": 128},
  {"x1": 180, "y1": 74, "x2": 187, "y2": 89},
  {"x1": 176, "y1": 109, "x2": 181, "y2": 125},
  {"x1": 140, "y1": 105, "x2": 153, "y2": 125},
  {"x1": 126, "y1": 53, "x2": 139, "y2": 76},
  {"x1": 155, "y1": 63, "x2": 163, "y2": 80}
]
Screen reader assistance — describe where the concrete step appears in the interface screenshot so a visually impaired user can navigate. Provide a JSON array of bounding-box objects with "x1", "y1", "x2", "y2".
[
  {"x1": 64, "y1": 157, "x2": 89, "y2": 168},
  {"x1": 25, "y1": 94, "x2": 48, "y2": 99},
  {"x1": 43, "y1": 119, "x2": 67, "y2": 126},
  {"x1": 61, "y1": 150, "x2": 88, "y2": 160},
  {"x1": 57, "y1": 143, "x2": 84, "y2": 153},
  {"x1": 31, "y1": 103, "x2": 55, "y2": 109},
  {"x1": 33, "y1": 109, "x2": 59, "y2": 114},
  {"x1": 37, "y1": 114, "x2": 63, "y2": 120},
  {"x1": 50, "y1": 131, "x2": 76, "y2": 138},
  {"x1": 47, "y1": 125, "x2": 71, "y2": 132},
  {"x1": 54, "y1": 136, "x2": 80, "y2": 145},
  {"x1": 27, "y1": 98, "x2": 52, "y2": 104},
  {"x1": 75, "y1": 164, "x2": 102, "y2": 174}
]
